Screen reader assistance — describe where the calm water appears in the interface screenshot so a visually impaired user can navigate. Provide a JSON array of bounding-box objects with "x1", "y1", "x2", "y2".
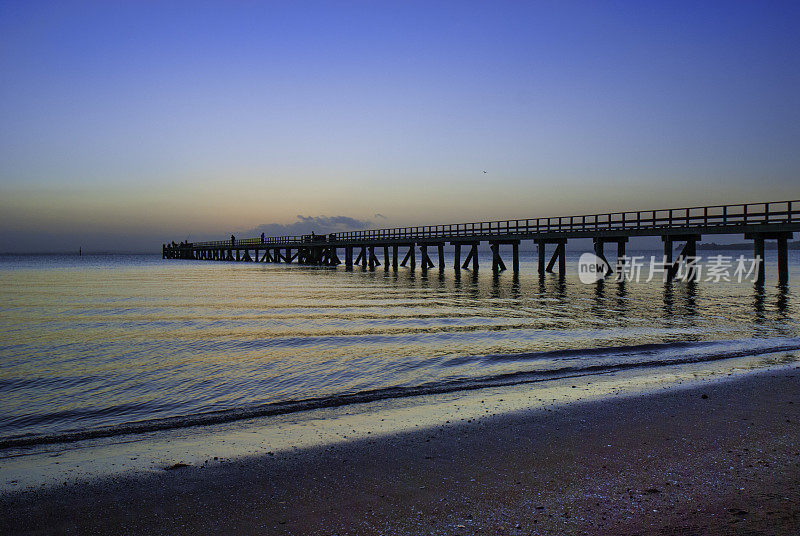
[{"x1": 1, "y1": 251, "x2": 799, "y2": 448}]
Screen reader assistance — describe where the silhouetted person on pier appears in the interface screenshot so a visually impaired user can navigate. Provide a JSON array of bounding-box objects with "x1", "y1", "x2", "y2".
[
  {"x1": 231, "y1": 235, "x2": 235, "y2": 246},
  {"x1": 261, "y1": 232, "x2": 265, "y2": 244}
]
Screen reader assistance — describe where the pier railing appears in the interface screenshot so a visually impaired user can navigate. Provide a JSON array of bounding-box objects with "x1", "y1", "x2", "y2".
[{"x1": 192, "y1": 200, "x2": 799, "y2": 247}]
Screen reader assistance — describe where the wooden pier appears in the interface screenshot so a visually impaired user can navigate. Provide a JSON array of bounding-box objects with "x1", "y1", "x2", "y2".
[{"x1": 164, "y1": 200, "x2": 799, "y2": 284}]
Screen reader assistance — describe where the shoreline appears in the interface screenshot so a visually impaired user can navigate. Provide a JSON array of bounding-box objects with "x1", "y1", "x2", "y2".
[
  {"x1": 0, "y1": 351, "x2": 795, "y2": 493},
  {"x1": 2, "y1": 363, "x2": 800, "y2": 534},
  {"x1": 7, "y1": 337, "x2": 800, "y2": 452}
]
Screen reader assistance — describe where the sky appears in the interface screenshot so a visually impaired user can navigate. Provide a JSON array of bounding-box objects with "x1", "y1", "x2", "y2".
[{"x1": 1, "y1": 1, "x2": 799, "y2": 252}]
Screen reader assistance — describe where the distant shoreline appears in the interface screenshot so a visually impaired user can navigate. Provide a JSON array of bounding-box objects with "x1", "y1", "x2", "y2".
[
  {"x1": 694, "y1": 240, "x2": 800, "y2": 251},
  {"x1": 0, "y1": 252, "x2": 158, "y2": 256}
]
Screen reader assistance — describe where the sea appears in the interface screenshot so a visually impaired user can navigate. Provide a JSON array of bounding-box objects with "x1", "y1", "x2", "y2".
[{"x1": 1, "y1": 249, "x2": 799, "y2": 485}]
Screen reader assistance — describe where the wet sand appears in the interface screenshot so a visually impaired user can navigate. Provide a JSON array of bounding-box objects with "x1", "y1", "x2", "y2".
[{"x1": 2, "y1": 367, "x2": 799, "y2": 535}]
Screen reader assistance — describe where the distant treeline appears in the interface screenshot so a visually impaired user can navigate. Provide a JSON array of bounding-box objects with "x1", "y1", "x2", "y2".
[{"x1": 691, "y1": 241, "x2": 800, "y2": 251}]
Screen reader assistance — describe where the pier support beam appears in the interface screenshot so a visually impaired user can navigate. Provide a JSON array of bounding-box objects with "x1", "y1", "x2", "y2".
[
  {"x1": 354, "y1": 246, "x2": 367, "y2": 268},
  {"x1": 778, "y1": 236, "x2": 789, "y2": 285},
  {"x1": 662, "y1": 236, "x2": 674, "y2": 281},
  {"x1": 592, "y1": 237, "x2": 628, "y2": 278},
  {"x1": 538, "y1": 239, "x2": 566, "y2": 275},
  {"x1": 488, "y1": 242, "x2": 507, "y2": 272},
  {"x1": 419, "y1": 245, "x2": 435, "y2": 271},
  {"x1": 537, "y1": 242, "x2": 546, "y2": 274},
  {"x1": 460, "y1": 242, "x2": 480, "y2": 271},
  {"x1": 384, "y1": 246, "x2": 390, "y2": 272},
  {"x1": 400, "y1": 244, "x2": 416, "y2": 269},
  {"x1": 345, "y1": 246, "x2": 353, "y2": 269},
  {"x1": 453, "y1": 243, "x2": 461, "y2": 270},
  {"x1": 745, "y1": 231, "x2": 792, "y2": 285},
  {"x1": 368, "y1": 246, "x2": 380, "y2": 269},
  {"x1": 392, "y1": 245, "x2": 399, "y2": 271},
  {"x1": 512, "y1": 242, "x2": 519, "y2": 273},
  {"x1": 326, "y1": 247, "x2": 341, "y2": 266},
  {"x1": 753, "y1": 236, "x2": 765, "y2": 285},
  {"x1": 488, "y1": 240, "x2": 519, "y2": 272},
  {"x1": 664, "y1": 234, "x2": 700, "y2": 282},
  {"x1": 593, "y1": 240, "x2": 610, "y2": 277},
  {"x1": 418, "y1": 242, "x2": 443, "y2": 271}
]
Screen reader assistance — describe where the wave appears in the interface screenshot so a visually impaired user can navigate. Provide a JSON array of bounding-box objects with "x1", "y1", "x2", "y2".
[{"x1": 2, "y1": 337, "x2": 799, "y2": 450}]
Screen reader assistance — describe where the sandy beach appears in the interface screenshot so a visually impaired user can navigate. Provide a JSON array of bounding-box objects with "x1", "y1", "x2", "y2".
[{"x1": 1, "y1": 366, "x2": 798, "y2": 535}]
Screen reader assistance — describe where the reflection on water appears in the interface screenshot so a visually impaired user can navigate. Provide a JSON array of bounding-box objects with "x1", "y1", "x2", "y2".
[{"x1": 0, "y1": 252, "x2": 798, "y2": 445}]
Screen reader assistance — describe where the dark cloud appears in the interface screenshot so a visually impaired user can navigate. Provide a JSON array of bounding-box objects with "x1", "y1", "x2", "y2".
[
  {"x1": 243, "y1": 215, "x2": 373, "y2": 238},
  {"x1": 373, "y1": 213, "x2": 387, "y2": 219}
]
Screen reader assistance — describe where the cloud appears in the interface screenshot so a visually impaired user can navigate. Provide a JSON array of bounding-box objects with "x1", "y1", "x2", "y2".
[
  {"x1": 241, "y1": 215, "x2": 374, "y2": 238},
  {"x1": 373, "y1": 213, "x2": 387, "y2": 219}
]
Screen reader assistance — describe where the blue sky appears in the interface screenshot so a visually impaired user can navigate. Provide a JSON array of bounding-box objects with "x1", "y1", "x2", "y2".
[{"x1": 1, "y1": 1, "x2": 798, "y2": 252}]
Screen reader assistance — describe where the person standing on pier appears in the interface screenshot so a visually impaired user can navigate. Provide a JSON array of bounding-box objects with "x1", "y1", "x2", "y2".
[
  {"x1": 230, "y1": 235, "x2": 235, "y2": 246},
  {"x1": 261, "y1": 232, "x2": 265, "y2": 244}
]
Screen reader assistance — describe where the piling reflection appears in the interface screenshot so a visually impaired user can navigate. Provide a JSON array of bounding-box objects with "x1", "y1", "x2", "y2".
[
  {"x1": 777, "y1": 284, "x2": 789, "y2": 316},
  {"x1": 754, "y1": 284, "x2": 766, "y2": 324},
  {"x1": 663, "y1": 281, "x2": 675, "y2": 319}
]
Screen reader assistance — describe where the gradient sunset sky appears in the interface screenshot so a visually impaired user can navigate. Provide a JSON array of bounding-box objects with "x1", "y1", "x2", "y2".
[{"x1": 1, "y1": 1, "x2": 799, "y2": 252}]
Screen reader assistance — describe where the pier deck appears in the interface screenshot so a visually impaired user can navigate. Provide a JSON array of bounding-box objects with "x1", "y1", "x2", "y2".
[{"x1": 165, "y1": 200, "x2": 799, "y2": 284}]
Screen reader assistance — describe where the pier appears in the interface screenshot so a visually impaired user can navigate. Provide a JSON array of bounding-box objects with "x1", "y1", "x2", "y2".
[{"x1": 164, "y1": 200, "x2": 799, "y2": 284}]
